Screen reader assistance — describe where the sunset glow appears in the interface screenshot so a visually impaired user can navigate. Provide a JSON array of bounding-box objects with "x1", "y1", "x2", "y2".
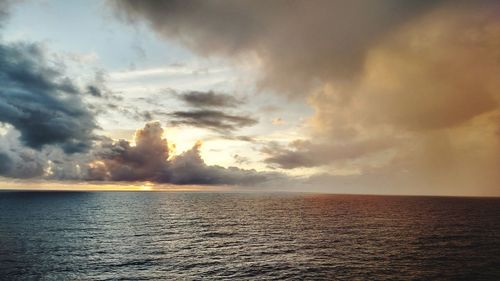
[{"x1": 0, "y1": 0, "x2": 499, "y2": 196}]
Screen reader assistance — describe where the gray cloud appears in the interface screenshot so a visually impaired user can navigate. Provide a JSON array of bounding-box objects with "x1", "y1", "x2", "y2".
[
  {"x1": 233, "y1": 154, "x2": 250, "y2": 165},
  {"x1": 112, "y1": 0, "x2": 441, "y2": 96},
  {"x1": 0, "y1": 42, "x2": 98, "y2": 153},
  {"x1": 0, "y1": 133, "x2": 46, "y2": 179},
  {"x1": 0, "y1": 127, "x2": 98, "y2": 180},
  {"x1": 86, "y1": 70, "x2": 123, "y2": 101},
  {"x1": 179, "y1": 90, "x2": 241, "y2": 108},
  {"x1": 169, "y1": 110, "x2": 257, "y2": 132},
  {"x1": 167, "y1": 141, "x2": 273, "y2": 185},
  {"x1": 88, "y1": 123, "x2": 170, "y2": 182},
  {"x1": 0, "y1": 149, "x2": 45, "y2": 178},
  {"x1": 0, "y1": 3, "x2": 100, "y2": 177},
  {"x1": 0, "y1": 151, "x2": 12, "y2": 175},
  {"x1": 0, "y1": 122, "x2": 281, "y2": 187},
  {"x1": 87, "y1": 85, "x2": 103, "y2": 97},
  {"x1": 263, "y1": 138, "x2": 396, "y2": 169},
  {"x1": 87, "y1": 122, "x2": 280, "y2": 186},
  {"x1": 0, "y1": 0, "x2": 13, "y2": 26}
]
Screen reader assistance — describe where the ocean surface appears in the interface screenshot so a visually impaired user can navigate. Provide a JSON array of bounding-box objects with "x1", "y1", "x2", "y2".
[{"x1": 0, "y1": 192, "x2": 499, "y2": 280}]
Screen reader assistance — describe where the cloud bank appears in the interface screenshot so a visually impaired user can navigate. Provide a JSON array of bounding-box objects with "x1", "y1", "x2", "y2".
[
  {"x1": 0, "y1": 121, "x2": 283, "y2": 187},
  {"x1": 87, "y1": 122, "x2": 280, "y2": 186}
]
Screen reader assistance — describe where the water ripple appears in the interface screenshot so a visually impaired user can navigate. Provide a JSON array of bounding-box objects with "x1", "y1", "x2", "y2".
[{"x1": 0, "y1": 192, "x2": 499, "y2": 280}]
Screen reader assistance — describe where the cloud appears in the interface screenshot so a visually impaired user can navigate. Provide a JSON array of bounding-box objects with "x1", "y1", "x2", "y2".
[
  {"x1": 305, "y1": 3, "x2": 500, "y2": 194},
  {"x1": 0, "y1": 3, "x2": 101, "y2": 178},
  {"x1": 112, "y1": 0, "x2": 500, "y2": 195},
  {"x1": 87, "y1": 85, "x2": 103, "y2": 97},
  {"x1": 0, "y1": 126, "x2": 99, "y2": 180},
  {"x1": 0, "y1": 42, "x2": 98, "y2": 153},
  {"x1": 88, "y1": 122, "x2": 170, "y2": 181},
  {"x1": 302, "y1": 132, "x2": 500, "y2": 197},
  {"x1": 263, "y1": 138, "x2": 396, "y2": 169},
  {"x1": 0, "y1": 121, "x2": 279, "y2": 187},
  {"x1": 233, "y1": 154, "x2": 250, "y2": 165},
  {"x1": 167, "y1": 140, "x2": 273, "y2": 185},
  {"x1": 112, "y1": 0, "x2": 441, "y2": 96},
  {"x1": 169, "y1": 110, "x2": 257, "y2": 132},
  {"x1": 178, "y1": 90, "x2": 241, "y2": 108},
  {"x1": 87, "y1": 121, "x2": 280, "y2": 186},
  {"x1": 0, "y1": 0, "x2": 13, "y2": 26},
  {"x1": 0, "y1": 129, "x2": 49, "y2": 179},
  {"x1": 168, "y1": 90, "x2": 256, "y2": 136},
  {"x1": 0, "y1": 152, "x2": 11, "y2": 174},
  {"x1": 0, "y1": 150, "x2": 45, "y2": 179},
  {"x1": 86, "y1": 70, "x2": 124, "y2": 101}
]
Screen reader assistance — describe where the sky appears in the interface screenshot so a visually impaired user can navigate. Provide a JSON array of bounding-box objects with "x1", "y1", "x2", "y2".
[{"x1": 0, "y1": 0, "x2": 499, "y2": 196}]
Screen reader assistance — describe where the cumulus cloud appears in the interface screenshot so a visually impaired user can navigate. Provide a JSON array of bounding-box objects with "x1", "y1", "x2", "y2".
[
  {"x1": 167, "y1": 140, "x2": 273, "y2": 185},
  {"x1": 87, "y1": 122, "x2": 280, "y2": 186},
  {"x1": 0, "y1": 42, "x2": 98, "y2": 153},
  {"x1": 169, "y1": 110, "x2": 257, "y2": 133},
  {"x1": 87, "y1": 122, "x2": 170, "y2": 182},
  {"x1": 178, "y1": 90, "x2": 241, "y2": 108}
]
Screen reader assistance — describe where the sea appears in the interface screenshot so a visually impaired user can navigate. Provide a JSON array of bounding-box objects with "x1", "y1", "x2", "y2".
[{"x1": 0, "y1": 192, "x2": 499, "y2": 280}]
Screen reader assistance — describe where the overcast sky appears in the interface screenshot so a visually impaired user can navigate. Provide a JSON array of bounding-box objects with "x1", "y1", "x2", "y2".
[{"x1": 0, "y1": 0, "x2": 499, "y2": 196}]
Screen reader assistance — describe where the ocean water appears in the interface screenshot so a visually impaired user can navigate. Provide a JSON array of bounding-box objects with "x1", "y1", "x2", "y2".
[{"x1": 0, "y1": 192, "x2": 499, "y2": 280}]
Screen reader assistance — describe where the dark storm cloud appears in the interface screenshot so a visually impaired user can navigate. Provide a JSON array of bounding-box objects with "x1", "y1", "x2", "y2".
[
  {"x1": 87, "y1": 122, "x2": 278, "y2": 185},
  {"x1": 169, "y1": 110, "x2": 257, "y2": 132},
  {"x1": 0, "y1": 42, "x2": 98, "y2": 153},
  {"x1": 179, "y1": 90, "x2": 241, "y2": 108}
]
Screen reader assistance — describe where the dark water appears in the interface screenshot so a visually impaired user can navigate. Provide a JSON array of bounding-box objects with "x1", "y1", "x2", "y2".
[{"x1": 0, "y1": 192, "x2": 499, "y2": 280}]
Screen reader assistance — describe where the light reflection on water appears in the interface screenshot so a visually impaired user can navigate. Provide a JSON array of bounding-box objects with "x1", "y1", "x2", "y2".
[{"x1": 0, "y1": 192, "x2": 499, "y2": 280}]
